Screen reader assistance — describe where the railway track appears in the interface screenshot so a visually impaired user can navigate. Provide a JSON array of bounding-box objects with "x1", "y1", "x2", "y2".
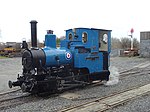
[
  {"x1": 0, "y1": 88, "x2": 21, "y2": 96},
  {"x1": 119, "y1": 61, "x2": 150, "y2": 74},
  {"x1": 109, "y1": 60, "x2": 150, "y2": 80},
  {"x1": 58, "y1": 63, "x2": 150, "y2": 112},
  {"x1": 0, "y1": 89, "x2": 31, "y2": 110},
  {"x1": 120, "y1": 67, "x2": 150, "y2": 79},
  {"x1": 0, "y1": 61, "x2": 149, "y2": 110},
  {"x1": 59, "y1": 83, "x2": 150, "y2": 112}
]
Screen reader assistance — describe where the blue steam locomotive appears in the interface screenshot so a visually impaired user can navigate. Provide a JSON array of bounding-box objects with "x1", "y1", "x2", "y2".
[{"x1": 9, "y1": 20, "x2": 111, "y2": 94}]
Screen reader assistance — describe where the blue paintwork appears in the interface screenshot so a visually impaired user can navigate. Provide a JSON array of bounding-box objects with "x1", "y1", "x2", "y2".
[
  {"x1": 61, "y1": 28, "x2": 111, "y2": 73},
  {"x1": 74, "y1": 51, "x2": 104, "y2": 73},
  {"x1": 43, "y1": 47, "x2": 73, "y2": 67},
  {"x1": 45, "y1": 34, "x2": 56, "y2": 48},
  {"x1": 43, "y1": 28, "x2": 111, "y2": 73}
]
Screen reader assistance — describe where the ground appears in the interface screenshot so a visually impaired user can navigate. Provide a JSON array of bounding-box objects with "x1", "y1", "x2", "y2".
[
  {"x1": 0, "y1": 58, "x2": 21, "y2": 92},
  {"x1": 0, "y1": 56, "x2": 150, "y2": 112}
]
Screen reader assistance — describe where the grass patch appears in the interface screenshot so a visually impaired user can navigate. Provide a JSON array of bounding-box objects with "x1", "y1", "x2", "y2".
[{"x1": 0, "y1": 56, "x2": 7, "y2": 59}]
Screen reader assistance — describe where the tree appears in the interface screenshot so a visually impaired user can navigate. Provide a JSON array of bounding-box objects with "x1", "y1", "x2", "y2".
[
  {"x1": 111, "y1": 37, "x2": 122, "y2": 49},
  {"x1": 120, "y1": 37, "x2": 131, "y2": 49},
  {"x1": 60, "y1": 36, "x2": 65, "y2": 40},
  {"x1": 120, "y1": 37, "x2": 139, "y2": 49},
  {"x1": 27, "y1": 39, "x2": 41, "y2": 48},
  {"x1": 56, "y1": 38, "x2": 60, "y2": 46},
  {"x1": 133, "y1": 38, "x2": 139, "y2": 49}
]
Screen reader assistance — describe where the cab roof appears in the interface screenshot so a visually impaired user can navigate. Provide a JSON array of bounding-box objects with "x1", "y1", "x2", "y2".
[{"x1": 66, "y1": 28, "x2": 112, "y2": 31}]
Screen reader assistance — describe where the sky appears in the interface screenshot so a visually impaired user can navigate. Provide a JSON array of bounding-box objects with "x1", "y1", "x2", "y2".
[{"x1": 0, "y1": 0, "x2": 150, "y2": 42}]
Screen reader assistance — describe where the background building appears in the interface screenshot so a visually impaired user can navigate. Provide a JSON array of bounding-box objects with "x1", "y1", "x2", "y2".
[{"x1": 140, "y1": 31, "x2": 150, "y2": 58}]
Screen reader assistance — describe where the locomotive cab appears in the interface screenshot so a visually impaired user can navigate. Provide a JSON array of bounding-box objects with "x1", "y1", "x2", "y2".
[{"x1": 61, "y1": 28, "x2": 111, "y2": 74}]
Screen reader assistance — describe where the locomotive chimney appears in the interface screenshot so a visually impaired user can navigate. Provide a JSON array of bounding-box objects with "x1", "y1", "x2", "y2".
[{"x1": 30, "y1": 20, "x2": 38, "y2": 48}]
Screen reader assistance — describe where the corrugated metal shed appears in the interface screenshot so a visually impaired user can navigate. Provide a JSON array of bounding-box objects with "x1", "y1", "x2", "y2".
[{"x1": 140, "y1": 31, "x2": 150, "y2": 58}]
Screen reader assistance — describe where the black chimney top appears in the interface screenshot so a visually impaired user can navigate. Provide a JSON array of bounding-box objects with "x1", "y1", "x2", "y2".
[
  {"x1": 47, "y1": 30, "x2": 53, "y2": 34},
  {"x1": 30, "y1": 20, "x2": 38, "y2": 48}
]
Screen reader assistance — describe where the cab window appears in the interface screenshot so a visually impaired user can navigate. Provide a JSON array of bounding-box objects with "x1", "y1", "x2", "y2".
[
  {"x1": 82, "y1": 32, "x2": 88, "y2": 43},
  {"x1": 68, "y1": 33, "x2": 73, "y2": 40}
]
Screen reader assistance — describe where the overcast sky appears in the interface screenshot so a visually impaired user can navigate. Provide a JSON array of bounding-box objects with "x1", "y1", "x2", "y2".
[{"x1": 0, "y1": 0, "x2": 150, "y2": 42}]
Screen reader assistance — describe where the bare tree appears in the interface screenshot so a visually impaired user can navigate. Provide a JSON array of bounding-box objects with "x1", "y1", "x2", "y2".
[
  {"x1": 60, "y1": 36, "x2": 65, "y2": 40},
  {"x1": 120, "y1": 37, "x2": 139, "y2": 49},
  {"x1": 120, "y1": 37, "x2": 131, "y2": 49},
  {"x1": 111, "y1": 37, "x2": 122, "y2": 49},
  {"x1": 133, "y1": 38, "x2": 139, "y2": 49},
  {"x1": 27, "y1": 39, "x2": 41, "y2": 48}
]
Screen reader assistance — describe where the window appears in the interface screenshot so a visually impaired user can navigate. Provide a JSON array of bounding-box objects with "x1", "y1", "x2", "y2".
[
  {"x1": 102, "y1": 34, "x2": 108, "y2": 44},
  {"x1": 99, "y1": 32, "x2": 108, "y2": 51},
  {"x1": 82, "y1": 32, "x2": 88, "y2": 43},
  {"x1": 68, "y1": 33, "x2": 73, "y2": 40}
]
